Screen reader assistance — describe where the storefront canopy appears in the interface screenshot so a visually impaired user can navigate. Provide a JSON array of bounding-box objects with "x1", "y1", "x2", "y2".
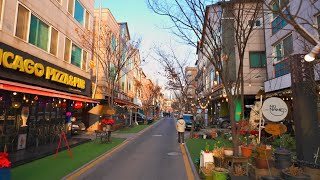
[{"x1": 0, "y1": 80, "x2": 99, "y2": 103}]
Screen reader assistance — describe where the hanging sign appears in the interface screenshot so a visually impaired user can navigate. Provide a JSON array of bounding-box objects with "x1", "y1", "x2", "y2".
[
  {"x1": 262, "y1": 97, "x2": 288, "y2": 122},
  {"x1": 265, "y1": 123, "x2": 287, "y2": 135}
]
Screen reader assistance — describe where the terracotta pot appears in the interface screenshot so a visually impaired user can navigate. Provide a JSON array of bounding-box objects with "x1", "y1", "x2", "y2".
[
  {"x1": 241, "y1": 146, "x2": 253, "y2": 158},
  {"x1": 256, "y1": 146, "x2": 272, "y2": 159},
  {"x1": 255, "y1": 157, "x2": 272, "y2": 169}
]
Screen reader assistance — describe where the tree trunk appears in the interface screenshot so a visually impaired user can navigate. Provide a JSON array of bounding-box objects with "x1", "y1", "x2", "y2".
[{"x1": 229, "y1": 97, "x2": 240, "y2": 156}]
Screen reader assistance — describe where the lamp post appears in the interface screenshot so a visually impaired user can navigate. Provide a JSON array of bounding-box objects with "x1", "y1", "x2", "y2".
[{"x1": 304, "y1": 42, "x2": 320, "y2": 62}]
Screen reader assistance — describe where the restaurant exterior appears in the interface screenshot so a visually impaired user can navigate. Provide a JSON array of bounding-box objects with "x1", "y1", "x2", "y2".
[{"x1": 0, "y1": 42, "x2": 98, "y2": 152}]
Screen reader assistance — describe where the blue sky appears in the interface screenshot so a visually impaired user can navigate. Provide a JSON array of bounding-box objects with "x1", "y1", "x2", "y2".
[{"x1": 94, "y1": 0, "x2": 195, "y2": 89}]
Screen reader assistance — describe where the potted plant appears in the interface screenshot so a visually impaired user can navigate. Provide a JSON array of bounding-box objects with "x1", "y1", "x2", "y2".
[
  {"x1": 0, "y1": 152, "x2": 11, "y2": 180},
  {"x1": 272, "y1": 134, "x2": 295, "y2": 169},
  {"x1": 255, "y1": 144, "x2": 273, "y2": 169},
  {"x1": 282, "y1": 165, "x2": 311, "y2": 180},
  {"x1": 239, "y1": 135, "x2": 253, "y2": 158},
  {"x1": 212, "y1": 167, "x2": 229, "y2": 180}
]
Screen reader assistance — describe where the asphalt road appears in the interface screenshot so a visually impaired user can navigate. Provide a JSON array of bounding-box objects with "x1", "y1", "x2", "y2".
[{"x1": 75, "y1": 117, "x2": 188, "y2": 180}]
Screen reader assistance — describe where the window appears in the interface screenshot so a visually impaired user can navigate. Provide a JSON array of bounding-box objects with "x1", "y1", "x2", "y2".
[
  {"x1": 111, "y1": 35, "x2": 116, "y2": 51},
  {"x1": 64, "y1": 37, "x2": 71, "y2": 61},
  {"x1": 15, "y1": 4, "x2": 30, "y2": 40},
  {"x1": 71, "y1": 44, "x2": 82, "y2": 68},
  {"x1": 128, "y1": 58, "x2": 133, "y2": 70},
  {"x1": 68, "y1": 0, "x2": 75, "y2": 15},
  {"x1": 82, "y1": 50, "x2": 87, "y2": 71},
  {"x1": 85, "y1": 11, "x2": 89, "y2": 29},
  {"x1": 29, "y1": 15, "x2": 49, "y2": 51},
  {"x1": 271, "y1": 0, "x2": 290, "y2": 34},
  {"x1": 50, "y1": 28, "x2": 58, "y2": 56},
  {"x1": 249, "y1": 52, "x2": 266, "y2": 68},
  {"x1": 273, "y1": 34, "x2": 293, "y2": 62},
  {"x1": 274, "y1": 59, "x2": 290, "y2": 77},
  {"x1": 74, "y1": 0, "x2": 84, "y2": 25}
]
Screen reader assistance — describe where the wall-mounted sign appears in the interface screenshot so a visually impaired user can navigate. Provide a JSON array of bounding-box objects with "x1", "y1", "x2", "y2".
[{"x1": 262, "y1": 97, "x2": 288, "y2": 122}]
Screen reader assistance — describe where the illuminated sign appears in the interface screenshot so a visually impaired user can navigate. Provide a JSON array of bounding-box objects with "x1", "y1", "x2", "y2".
[{"x1": 0, "y1": 48, "x2": 85, "y2": 89}]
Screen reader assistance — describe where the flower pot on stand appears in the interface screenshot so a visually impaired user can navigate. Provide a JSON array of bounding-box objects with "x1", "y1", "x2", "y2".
[
  {"x1": 0, "y1": 168, "x2": 11, "y2": 180},
  {"x1": 241, "y1": 146, "x2": 253, "y2": 158}
]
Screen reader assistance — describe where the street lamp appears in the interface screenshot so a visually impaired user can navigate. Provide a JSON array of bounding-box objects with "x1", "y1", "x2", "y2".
[{"x1": 304, "y1": 43, "x2": 320, "y2": 62}]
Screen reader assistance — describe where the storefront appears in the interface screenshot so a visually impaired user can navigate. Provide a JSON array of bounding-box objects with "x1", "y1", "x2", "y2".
[{"x1": 0, "y1": 42, "x2": 97, "y2": 152}]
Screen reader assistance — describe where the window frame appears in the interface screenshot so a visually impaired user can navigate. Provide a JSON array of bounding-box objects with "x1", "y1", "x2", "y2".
[
  {"x1": 14, "y1": 3, "x2": 31, "y2": 41},
  {"x1": 271, "y1": 0, "x2": 289, "y2": 34},
  {"x1": 273, "y1": 34, "x2": 293, "y2": 62},
  {"x1": 67, "y1": 0, "x2": 75, "y2": 16},
  {"x1": 49, "y1": 27, "x2": 59, "y2": 56},
  {"x1": 28, "y1": 14, "x2": 50, "y2": 52},
  {"x1": 70, "y1": 42, "x2": 82, "y2": 68},
  {"x1": 74, "y1": 0, "x2": 84, "y2": 25},
  {"x1": 249, "y1": 51, "x2": 266, "y2": 68},
  {"x1": 0, "y1": 0, "x2": 5, "y2": 29},
  {"x1": 84, "y1": 10, "x2": 90, "y2": 30},
  {"x1": 64, "y1": 37, "x2": 72, "y2": 62}
]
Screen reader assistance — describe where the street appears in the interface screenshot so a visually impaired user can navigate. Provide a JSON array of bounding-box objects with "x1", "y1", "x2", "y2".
[{"x1": 72, "y1": 117, "x2": 189, "y2": 180}]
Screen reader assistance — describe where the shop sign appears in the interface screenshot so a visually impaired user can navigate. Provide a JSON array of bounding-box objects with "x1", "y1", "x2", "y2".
[
  {"x1": 265, "y1": 123, "x2": 287, "y2": 135},
  {"x1": 0, "y1": 48, "x2": 85, "y2": 89},
  {"x1": 262, "y1": 97, "x2": 288, "y2": 122}
]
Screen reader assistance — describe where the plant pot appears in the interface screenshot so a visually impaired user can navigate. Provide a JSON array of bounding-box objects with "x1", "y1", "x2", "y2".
[
  {"x1": 274, "y1": 149, "x2": 292, "y2": 169},
  {"x1": 256, "y1": 146, "x2": 272, "y2": 159},
  {"x1": 0, "y1": 168, "x2": 11, "y2": 180},
  {"x1": 255, "y1": 157, "x2": 272, "y2": 169},
  {"x1": 212, "y1": 167, "x2": 229, "y2": 180},
  {"x1": 282, "y1": 169, "x2": 311, "y2": 180},
  {"x1": 224, "y1": 148, "x2": 234, "y2": 156},
  {"x1": 261, "y1": 176, "x2": 282, "y2": 180},
  {"x1": 241, "y1": 146, "x2": 253, "y2": 158}
]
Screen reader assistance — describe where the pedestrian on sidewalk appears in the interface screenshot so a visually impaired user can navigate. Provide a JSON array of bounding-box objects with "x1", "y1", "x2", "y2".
[{"x1": 176, "y1": 116, "x2": 186, "y2": 144}]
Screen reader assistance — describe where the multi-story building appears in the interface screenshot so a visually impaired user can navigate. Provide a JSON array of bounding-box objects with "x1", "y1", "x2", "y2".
[
  {"x1": 0, "y1": 0, "x2": 96, "y2": 152},
  {"x1": 185, "y1": 67, "x2": 197, "y2": 112},
  {"x1": 196, "y1": 1, "x2": 266, "y2": 123}
]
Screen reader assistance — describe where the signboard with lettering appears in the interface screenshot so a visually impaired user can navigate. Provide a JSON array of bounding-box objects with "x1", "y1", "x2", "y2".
[
  {"x1": 0, "y1": 43, "x2": 91, "y2": 96},
  {"x1": 262, "y1": 97, "x2": 288, "y2": 122}
]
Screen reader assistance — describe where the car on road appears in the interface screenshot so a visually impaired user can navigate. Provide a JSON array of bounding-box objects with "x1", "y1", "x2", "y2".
[
  {"x1": 133, "y1": 112, "x2": 153, "y2": 124},
  {"x1": 183, "y1": 114, "x2": 194, "y2": 130},
  {"x1": 72, "y1": 120, "x2": 86, "y2": 134},
  {"x1": 216, "y1": 116, "x2": 230, "y2": 129}
]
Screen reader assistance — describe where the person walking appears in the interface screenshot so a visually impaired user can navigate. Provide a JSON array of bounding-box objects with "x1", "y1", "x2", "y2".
[{"x1": 176, "y1": 116, "x2": 186, "y2": 144}]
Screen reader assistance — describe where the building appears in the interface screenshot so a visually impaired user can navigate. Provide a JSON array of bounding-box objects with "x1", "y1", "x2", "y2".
[
  {"x1": 184, "y1": 66, "x2": 197, "y2": 112},
  {"x1": 0, "y1": 0, "x2": 96, "y2": 152},
  {"x1": 196, "y1": 1, "x2": 266, "y2": 124}
]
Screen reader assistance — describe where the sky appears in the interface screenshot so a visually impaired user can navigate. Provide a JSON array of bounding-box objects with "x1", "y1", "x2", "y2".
[{"x1": 94, "y1": 0, "x2": 196, "y2": 96}]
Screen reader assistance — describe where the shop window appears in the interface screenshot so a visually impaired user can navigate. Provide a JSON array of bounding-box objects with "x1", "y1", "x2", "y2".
[
  {"x1": 82, "y1": 50, "x2": 87, "y2": 71},
  {"x1": 50, "y1": 28, "x2": 58, "y2": 56},
  {"x1": 15, "y1": 4, "x2": 30, "y2": 40},
  {"x1": 85, "y1": 11, "x2": 89, "y2": 30},
  {"x1": 71, "y1": 44, "x2": 82, "y2": 68},
  {"x1": 68, "y1": 0, "x2": 75, "y2": 15},
  {"x1": 249, "y1": 51, "x2": 266, "y2": 68},
  {"x1": 74, "y1": 0, "x2": 84, "y2": 25},
  {"x1": 273, "y1": 34, "x2": 293, "y2": 62},
  {"x1": 64, "y1": 37, "x2": 71, "y2": 62},
  {"x1": 29, "y1": 14, "x2": 49, "y2": 51}
]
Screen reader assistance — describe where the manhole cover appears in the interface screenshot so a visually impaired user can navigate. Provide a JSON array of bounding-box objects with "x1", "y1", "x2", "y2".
[
  {"x1": 167, "y1": 152, "x2": 181, "y2": 156},
  {"x1": 152, "y1": 134, "x2": 162, "y2": 137}
]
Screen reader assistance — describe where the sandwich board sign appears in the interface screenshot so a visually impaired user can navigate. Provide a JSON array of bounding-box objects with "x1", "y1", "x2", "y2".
[{"x1": 262, "y1": 97, "x2": 288, "y2": 122}]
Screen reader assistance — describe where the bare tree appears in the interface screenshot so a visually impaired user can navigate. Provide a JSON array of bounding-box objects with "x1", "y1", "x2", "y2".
[
  {"x1": 148, "y1": 0, "x2": 264, "y2": 153},
  {"x1": 151, "y1": 44, "x2": 198, "y2": 137},
  {"x1": 75, "y1": 22, "x2": 141, "y2": 111}
]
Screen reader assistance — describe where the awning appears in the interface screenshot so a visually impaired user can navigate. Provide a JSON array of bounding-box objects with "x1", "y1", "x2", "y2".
[
  {"x1": 0, "y1": 80, "x2": 99, "y2": 103},
  {"x1": 114, "y1": 98, "x2": 138, "y2": 107}
]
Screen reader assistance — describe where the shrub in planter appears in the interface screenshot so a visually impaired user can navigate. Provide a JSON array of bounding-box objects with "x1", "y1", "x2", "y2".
[
  {"x1": 212, "y1": 167, "x2": 229, "y2": 180},
  {"x1": 282, "y1": 166, "x2": 311, "y2": 180}
]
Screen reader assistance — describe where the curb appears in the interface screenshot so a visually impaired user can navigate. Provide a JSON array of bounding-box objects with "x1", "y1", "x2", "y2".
[
  {"x1": 62, "y1": 119, "x2": 162, "y2": 179},
  {"x1": 184, "y1": 143, "x2": 201, "y2": 180}
]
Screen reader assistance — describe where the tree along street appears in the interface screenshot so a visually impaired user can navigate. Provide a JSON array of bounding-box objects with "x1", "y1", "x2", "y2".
[{"x1": 74, "y1": 117, "x2": 188, "y2": 180}]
